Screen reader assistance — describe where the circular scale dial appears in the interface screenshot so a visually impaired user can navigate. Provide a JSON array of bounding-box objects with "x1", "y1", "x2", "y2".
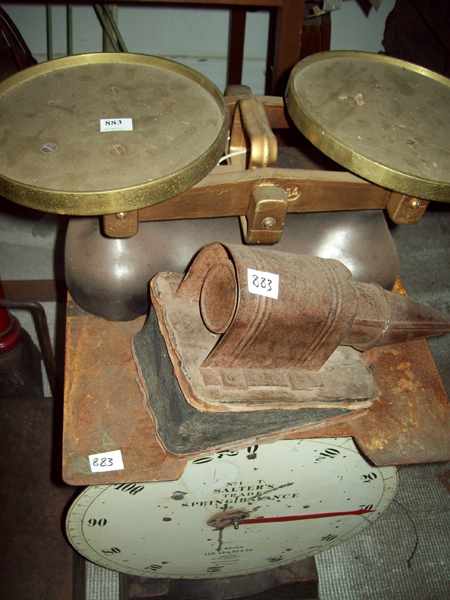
[{"x1": 66, "y1": 437, "x2": 397, "y2": 579}]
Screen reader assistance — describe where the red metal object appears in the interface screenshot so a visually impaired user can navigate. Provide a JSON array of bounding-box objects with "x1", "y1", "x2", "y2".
[
  {"x1": 0, "y1": 285, "x2": 21, "y2": 353},
  {"x1": 0, "y1": 313, "x2": 22, "y2": 353},
  {"x1": 240, "y1": 508, "x2": 375, "y2": 526},
  {"x1": 0, "y1": 306, "x2": 10, "y2": 332}
]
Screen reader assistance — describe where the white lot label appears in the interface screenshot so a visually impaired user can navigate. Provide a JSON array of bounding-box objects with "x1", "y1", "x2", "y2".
[
  {"x1": 247, "y1": 268, "x2": 279, "y2": 299},
  {"x1": 89, "y1": 449, "x2": 124, "y2": 473},
  {"x1": 100, "y1": 118, "x2": 133, "y2": 132}
]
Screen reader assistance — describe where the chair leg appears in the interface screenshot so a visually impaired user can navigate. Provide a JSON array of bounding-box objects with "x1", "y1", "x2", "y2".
[{"x1": 227, "y1": 7, "x2": 247, "y2": 86}]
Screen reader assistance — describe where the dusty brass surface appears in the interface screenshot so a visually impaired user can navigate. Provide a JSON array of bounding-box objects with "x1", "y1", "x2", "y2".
[
  {"x1": 0, "y1": 53, "x2": 227, "y2": 215},
  {"x1": 102, "y1": 210, "x2": 139, "y2": 238},
  {"x1": 226, "y1": 88, "x2": 278, "y2": 173},
  {"x1": 239, "y1": 96, "x2": 278, "y2": 167},
  {"x1": 241, "y1": 183, "x2": 288, "y2": 244},
  {"x1": 286, "y1": 51, "x2": 450, "y2": 202},
  {"x1": 387, "y1": 193, "x2": 429, "y2": 224}
]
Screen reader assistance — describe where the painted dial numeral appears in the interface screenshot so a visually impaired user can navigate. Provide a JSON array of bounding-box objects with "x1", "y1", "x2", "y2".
[{"x1": 66, "y1": 438, "x2": 397, "y2": 579}]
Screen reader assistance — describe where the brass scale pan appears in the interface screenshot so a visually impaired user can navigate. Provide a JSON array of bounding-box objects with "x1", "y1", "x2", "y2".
[
  {"x1": 286, "y1": 51, "x2": 450, "y2": 203},
  {"x1": 0, "y1": 53, "x2": 228, "y2": 215},
  {"x1": 0, "y1": 51, "x2": 449, "y2": 215}
]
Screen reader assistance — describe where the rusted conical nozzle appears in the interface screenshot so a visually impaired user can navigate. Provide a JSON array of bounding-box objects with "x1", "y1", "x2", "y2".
[{"x1": 345, "y1": 283, "x2": 450, "y2": 350}]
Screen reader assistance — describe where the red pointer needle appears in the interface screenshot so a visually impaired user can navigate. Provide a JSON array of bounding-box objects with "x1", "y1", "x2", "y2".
[{"x1": 240, "y1": 508, "x2": 375, "y2": 525}]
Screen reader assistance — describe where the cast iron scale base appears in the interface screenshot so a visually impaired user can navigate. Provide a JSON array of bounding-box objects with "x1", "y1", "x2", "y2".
[{"x1": 1, "y1": 51, "x2": 450, "y2": 599}]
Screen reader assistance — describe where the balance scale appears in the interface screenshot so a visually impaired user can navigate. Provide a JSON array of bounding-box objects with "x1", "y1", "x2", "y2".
[{"x1": 1, "y1": 51, "x2": 449, "y2": 598}]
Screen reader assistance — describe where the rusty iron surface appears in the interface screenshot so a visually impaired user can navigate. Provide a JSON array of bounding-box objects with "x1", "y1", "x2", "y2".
[
  {"x1": 151, "y1": 272, "x2": 375, "y2": 413},
  {"x1": 242, "y1": 183, "x2": 288, "y2": 244},
  {"x1": 178, "y1": 243, "x2": 450, "y2": 371},
  {"x1": 63, "y1": 296, "x2": 186, "y2": 486},
  {"x1": 191, "y1": 244, "x2": 357, "y2": 371},
  {"x1": 63, "y1": 291, "x2": 450, "y2": 486},
  {"x1": 285, "y1": 339, "x2": 450, "y2": 466}
]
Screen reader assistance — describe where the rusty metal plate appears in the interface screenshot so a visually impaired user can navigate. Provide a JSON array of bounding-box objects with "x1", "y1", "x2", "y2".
[
  {"x1": 286, "y1": 51, "x2": 450, "y2": 202},
  {"x1": 63, "y1": 295, "x2": 450, "y2": 486},
  {"x1": 63, "y1": 297, "x2": 186, "y2": 485},
  {"x1": 0, "y1": 53, "x2": 227, "y2": 215}
]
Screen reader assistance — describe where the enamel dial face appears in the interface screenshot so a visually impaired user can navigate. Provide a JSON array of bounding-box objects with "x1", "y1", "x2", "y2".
[{"x1": 66, "y1": 438, "x2": 397, "y2": 579}]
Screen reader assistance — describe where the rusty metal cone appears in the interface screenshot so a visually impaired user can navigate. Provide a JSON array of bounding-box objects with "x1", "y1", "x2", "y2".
[{"x1": 347, "y1": 283, "x2": 450, "y2": 350}]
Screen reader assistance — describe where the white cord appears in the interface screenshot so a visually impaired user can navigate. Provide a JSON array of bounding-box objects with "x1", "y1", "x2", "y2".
[{"x1": 217, "y1": 149, "x2": 247, "y2": 165}]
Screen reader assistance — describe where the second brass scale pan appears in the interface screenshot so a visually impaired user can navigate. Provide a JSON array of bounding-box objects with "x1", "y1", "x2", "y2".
[{"x1": 286, "y1": 51, "x2": 450, "y2": 202}]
